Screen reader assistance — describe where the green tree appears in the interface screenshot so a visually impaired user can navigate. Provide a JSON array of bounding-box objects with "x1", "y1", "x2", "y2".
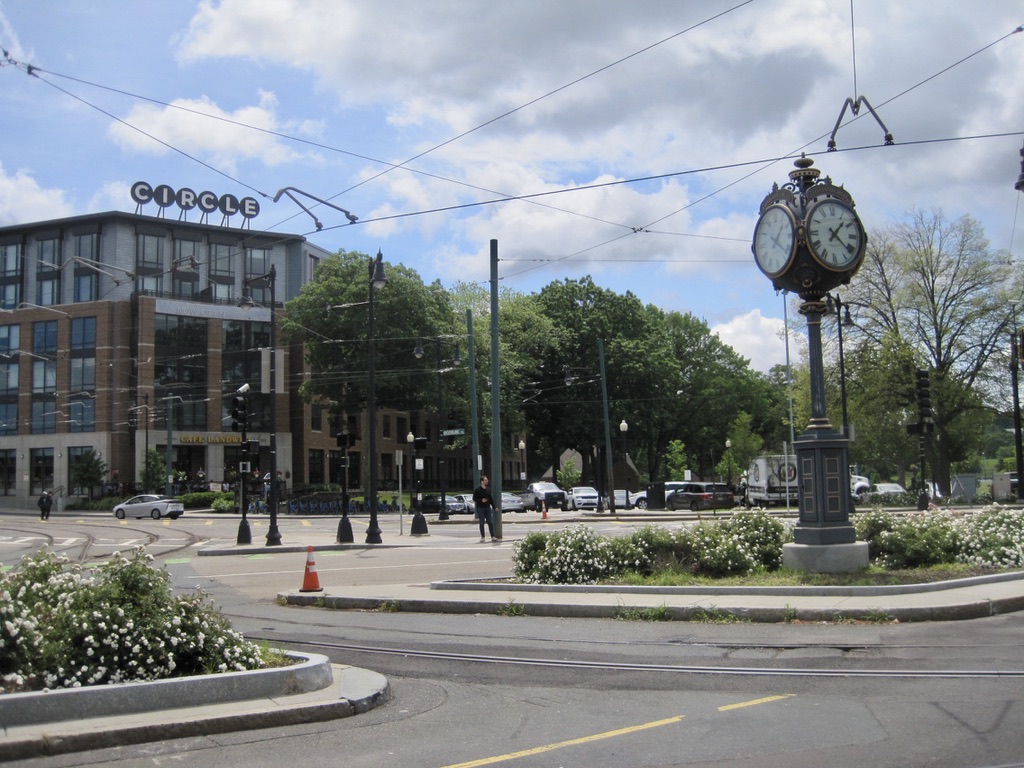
[
  {"x1": 141, "y1": 449, "x2": 165, "y2": 495},
  {"x1": 72, "y1": 450, "x2": 107, "y2": 500},
  {"x1": 555, "y1": 459, "x2": 581, "y2": 489},
  {"x1": 838, "y1": 209, "x2": 1022, "y2": 491},
  {"x1": 662, "y1": 439, "x2": 689, "y2": 479}
]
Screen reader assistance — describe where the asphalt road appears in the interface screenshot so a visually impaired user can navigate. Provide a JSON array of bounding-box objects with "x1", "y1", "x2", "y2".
[{"x1": 5, "y1": 511, "x2": 1024, "y2": 767}]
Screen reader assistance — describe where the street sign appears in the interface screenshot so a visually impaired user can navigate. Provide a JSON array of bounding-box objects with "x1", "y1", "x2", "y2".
[{"x1": 441, "y1": 428, "x2": 465, "y2": 437}]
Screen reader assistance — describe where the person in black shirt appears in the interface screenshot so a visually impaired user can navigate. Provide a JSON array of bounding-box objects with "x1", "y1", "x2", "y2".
[{"x1": 472, "y1": 476, "x2": 498, "y2": 542}]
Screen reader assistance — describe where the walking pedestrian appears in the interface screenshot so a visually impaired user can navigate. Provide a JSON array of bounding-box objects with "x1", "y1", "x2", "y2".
[
  {"x1": 38, "y1": 491, "x2": 52, "y2": 521},
  {"x1": 473, "y1": 475, "x2": 498, "y2": 542}
]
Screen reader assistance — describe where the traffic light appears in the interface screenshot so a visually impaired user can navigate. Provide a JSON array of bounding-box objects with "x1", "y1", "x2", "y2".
[
  {"x1": 915, "y1": 369, "x2": 932, "y2": 424},
  {"x1": 336, "y1": 432, "x2": 356, "y2": 448},
  {"x1": 231, "y1": 395, "x2": 248, "y2": 432}
]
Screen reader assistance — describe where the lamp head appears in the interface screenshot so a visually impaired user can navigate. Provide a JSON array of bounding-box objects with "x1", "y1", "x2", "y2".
[{"x1": 237, "y1": 383, "x2": 250, "y2": 394}]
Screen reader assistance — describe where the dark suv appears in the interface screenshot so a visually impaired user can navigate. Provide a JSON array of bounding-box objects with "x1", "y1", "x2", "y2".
[{"x1": 666, "y1": 482, "x2": 735, "y2": 512}]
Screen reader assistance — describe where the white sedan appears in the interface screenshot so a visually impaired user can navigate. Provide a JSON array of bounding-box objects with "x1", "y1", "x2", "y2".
[{"x1": 113, "y1": 494, "x2": 185, "y2": 520}]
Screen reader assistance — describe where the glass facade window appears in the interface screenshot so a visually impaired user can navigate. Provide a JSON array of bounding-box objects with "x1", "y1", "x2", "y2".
[
  {"x1": 2, "y1": 283, "x2": 21, "y2": 309},
  {"x1": 70, "y1": 358, "x2": 96, "y2": 390},
  {"x1": 0, "y1": 403, "x2": 17, "y2": 435},
  {"x1": 68, "y1": 398, "x2": 95, "y2": 432},
  {"x1": 74, "y1": 273, "x2": 96, "y2": 302},
  {"x1": 38, "y1": 237, "x2": 60, "y2": 269},
  {"x1": 33, "y1": 320, "x2": 57, "y2": 354},
  {"x1": 137, "y1": 233, "x2": 163, "y2": 269},
  {"x1": 172, "y1": 275, "x2": 195, "y2": 298},
  {"x1": 138, "y1": 274, "x2": 162, "y2": 294},
  {"x1": 245, "y1": 248, "x2": 269, "y2": 278},
  {"x1": 32, "y1": 360, "x2": 56, "y2": 393},
  {"x1": 37, "y1": 278, "x2": 60, "y2": 306},
  {"x1": 0, "y1": 363, "x2": 17, "y2": 394},
  {"x1": 0, "y1": 324, "x2": 19, "y2": 353},
  {"x1": 68, "y1": 446, "x2": 92, "y2": 495},
  {"x1": 154, "y1": 314, "x2": 208, "y2": 431},
  {"x1": 30, "y1": 447, "x2": 54, "y2": 494},
  {"x1": 75, "y1": 233, "x2": 98, "y2": 261},
  {"x1": 210, "y1": 244, "x2": 234, "y2": 277},
  {"x1": 31, "y1": 401, "x2": 56, "y2": 434},
  {"x1": 0, "y1": 448, "x2": 15, "y2": 495},
  {"x1": 210, "y1": 282, "x2": 232, "y2": 302},
  {"x1": 0, "y1": 244, "x2": 22, "y2": 277},
  {"x1": 308, "y1": 449, "x2": 325, "y2": 485},
  {"x1": 70, "y1": 317, "x2": 96, "y2": 350}
]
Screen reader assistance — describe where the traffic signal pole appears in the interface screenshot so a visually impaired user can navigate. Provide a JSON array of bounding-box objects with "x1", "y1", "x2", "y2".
[{"x1": 232, "y1": 393, "x2": 251, "y2": 545}]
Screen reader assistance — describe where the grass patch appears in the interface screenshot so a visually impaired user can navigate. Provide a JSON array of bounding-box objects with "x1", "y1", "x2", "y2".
[
  {"x1": 606, "y1": 562, "x2": 1006, "y2": 588},
  {"x1": 690, "y1": 606, "x2": 748, "y2": 624},
  {"x1": 615, "y1": 604, "x2": 671, "y2": 622},
  {"x1": 496, "y1": 599, "x2": 525, "y2": 616}
]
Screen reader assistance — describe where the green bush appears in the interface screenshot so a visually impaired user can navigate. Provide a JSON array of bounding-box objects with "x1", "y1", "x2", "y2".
[
  {"x1": 178, "y1": 491, "x2": 224, "y2": 509},
  {"x1": 1, "y1": 548, "x2": 266, "y2": 693},
  {"x1": 212, "y1": 494, "x2": 237, "y2": 513}
]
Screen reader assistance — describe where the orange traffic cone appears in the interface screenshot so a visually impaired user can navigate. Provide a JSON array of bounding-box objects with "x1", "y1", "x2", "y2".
[
  {"x1": 299, "y1": 545, "x2": 323, "y2": 592},
  {"x1": 541, "y1": 499, "x2": 548, "y2": 520}
]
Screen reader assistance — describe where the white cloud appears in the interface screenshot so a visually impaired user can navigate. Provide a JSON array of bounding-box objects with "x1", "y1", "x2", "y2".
[
  {"x1": 0, "y1": 163, "x2": 74, "y2": 226},
  {"x1": 712, "y1": 309, "x2": 788, "y2": 374}
]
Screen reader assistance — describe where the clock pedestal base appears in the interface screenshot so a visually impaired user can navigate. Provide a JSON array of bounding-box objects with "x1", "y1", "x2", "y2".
[{"x1": 783, "y1": 541, "x2": 869, "y2": 573}]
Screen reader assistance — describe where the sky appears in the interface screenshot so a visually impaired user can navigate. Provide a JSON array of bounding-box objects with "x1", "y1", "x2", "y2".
[{"x1": 1, "y1": 1, "x2": 1023, "y2": 374}]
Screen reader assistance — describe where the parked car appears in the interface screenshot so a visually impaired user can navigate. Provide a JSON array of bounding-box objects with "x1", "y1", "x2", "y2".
[
  {"x1": 630, "y1": 481, "x2": 687, "y2": 510},
  {"x1": 604, "y1": 489, "x2": 634, "y2": 509},
  {"x1": 418, "y1": 494, "x2": 467, "y2": 515},
  {"x1": 865, "y1": 483, "x2": 908, "y2": 503},
  {"x1": 566, "y1": 486, "x2": 599, "y2": 510},
  {"x1": 113, "y1": 494, "x2": 185, "y2": 520},
  {"x1": 524, "y1": 482, "x2": 566, "y2": 511},
  {"x1": 451, "y1": 493, "x2": 474, "y2": 511},
  {"x1": 500, "y1": 492, "x2": 526, "y2": 513},
  {"x1": 665, "y1": 482, "x2": 735, "y2": 512}
]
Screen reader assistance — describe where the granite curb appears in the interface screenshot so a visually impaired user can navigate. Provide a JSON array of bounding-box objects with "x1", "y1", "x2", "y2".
[{"x1": 0, "y1": 659, "x2": 391, "y2": 760}]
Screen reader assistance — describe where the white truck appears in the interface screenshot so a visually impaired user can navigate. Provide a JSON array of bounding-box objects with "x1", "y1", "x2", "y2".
[{"x1": 745, "y1": 455, "x2": 798, "y2": 507}]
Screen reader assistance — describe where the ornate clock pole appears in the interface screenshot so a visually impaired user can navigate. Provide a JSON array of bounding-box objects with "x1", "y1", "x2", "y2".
[{"x1": 752, "y1": 156, "x2": 869, "y2": 572}]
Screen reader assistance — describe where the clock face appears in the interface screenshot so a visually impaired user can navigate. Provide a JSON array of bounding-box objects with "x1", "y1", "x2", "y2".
[
  {"x1": 752, "y1": 205, "x2": 796, "y2": 277},
  {"x1": 806, "y1": 199, "x2": 865, "y2": 271}
]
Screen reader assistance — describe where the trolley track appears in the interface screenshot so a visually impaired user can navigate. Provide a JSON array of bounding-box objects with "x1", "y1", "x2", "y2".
[
  {"x1": 248, "y1": 634, "x2": 1024, "y2": 681},
  {"x1": 0, "y1": 520, "x2": 206, "y2": 565}
]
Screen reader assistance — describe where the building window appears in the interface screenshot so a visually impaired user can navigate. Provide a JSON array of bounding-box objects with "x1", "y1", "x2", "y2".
[
  {"x1": 75, "y1": 233, "x2": 98, "y2": 261},
  {"x1": 210, "y1": 282, "x2": 232, "y2": 302},
  {"x1": 0, "y1": 362, "x2": 17, "y2": 395},
  {"x1": 32, "y1": 360, "x2": 56, "y2": 393},
  {"x1": 311, "y1": 404, "x2": 323, "y2": 432},
  {"x1": 30, "y1": 447, "x2": 54, "y2": 494},
  {"x1": 74, "y1": 273, "x2": 96, "y2": 302},
  {"x1": 154, "y1": 314, "x2": 208, "y2": 431},
  {"x1": 31, "y1": 400, "x2": 56, "y2": 434},
  {"x1": 0, "y1": 449, "x2": 15, "y2": 495},
  {"x1": 1, "y1": 283, "x2": 20, "y2": 309},
  {"x1": 71, "y1": 317, "x2": 96, "y2": 350},
  {"x1": 137, "y1": 274, "x2": 162, "y2": 295},
  {"x1": 0, "y1": 403, "x2": 17, "y2": 435},
  {"x1": 137, "y1": 233, "x2": 163, "y2": 269},
  {"x1": 37, "y1": 278, "x2": 60, "y2": 306},
  {"x1": 70, "y1": 358, "x2": 96, "y2": 390},
  {"x1": 68, "y1": 446, "x2": 93, "y2": 495},
  {"x1": 382, "y1": 414, "x2": 391, "y2": 439},
  {"x1": 245, "y1": 248, "x2": 269, "y2": 278},
  {"x1": 68, "y1": 398, "x2": 95, "y2": 432},
  {"x1": 172, "y1": 275, "x2": 195, "y2": 299},
  {"x1": 33, "y1": 320, "x2": 57, "y2": 355},
  {"x1": 0, "y1": 244, "x2": 22, "y2": 277},
  {"x1": 308, "y1": 449, "x2": 325, "y2": 485},
  {"x1": 38, "y1": 237, "x2": 61, "y2": 269},
  {"x1": 210, "y1": 243, "x2": 234, "y2": 277},
  {"x1": 0, "y1": 324, "x2": 19, "y2": 354},
  {"x1": 174, "y1": 239, "x2": 199, "y2": 269}
]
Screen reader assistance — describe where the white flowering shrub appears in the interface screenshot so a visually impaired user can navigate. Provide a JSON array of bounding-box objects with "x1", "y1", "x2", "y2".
[
  {"x1": 956, "y1": 506, "x2": 1024, "y2": 568},
  {"x1": 512, "y1": 513, "x2": 789, "y2": 583},
  {"x1": 1, "y1": 548, "x2": 265, "y2": 694},
  {"x1": 855, "y1": 504, "x2": 1024, "y2": 570},
  {"x1": 512, "y1": 524, "x2": 617, "y2": 584}
]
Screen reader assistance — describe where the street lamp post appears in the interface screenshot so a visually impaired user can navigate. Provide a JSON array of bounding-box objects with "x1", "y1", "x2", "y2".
[
  {"x1": 414, "y1": 336, "x2": 461, "y2": 521},
  {"x1": 365, "y1": 251, "x2": 387, "y2": 544},
  {"x1": 518, "y1": 439, "x2": 526, "y2": 490},
  {"x1": 827, "y1": 294, "x2": 854, "y2": 438},
  {"x1": 619, "y1": 419, "x2": 630, "y2": 509},
  {"x1": 406, "y1": 431, "x2": 429, "y2": 534},
  {"x1": 240, "y1": 264, "x2": 281, "y2": 546}
]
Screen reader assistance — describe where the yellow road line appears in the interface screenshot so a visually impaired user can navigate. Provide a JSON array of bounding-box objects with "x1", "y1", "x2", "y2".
[
  {"x1": 441, "y1": 715, "x2": 683, "y2": 768},
  {"x1": 718, "y1": 694, "x2": 793, "y2": 711}
]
